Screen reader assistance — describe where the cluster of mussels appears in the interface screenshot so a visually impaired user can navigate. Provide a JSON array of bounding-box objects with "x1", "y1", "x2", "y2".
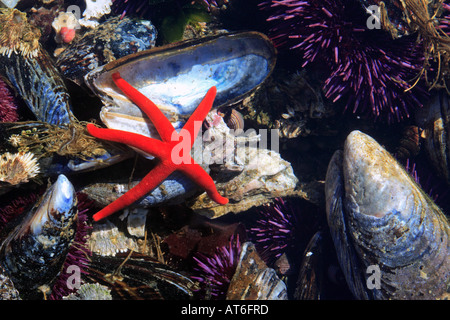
[{"x1": 0, "y1": 0, "x2": 448, "y2": 301}]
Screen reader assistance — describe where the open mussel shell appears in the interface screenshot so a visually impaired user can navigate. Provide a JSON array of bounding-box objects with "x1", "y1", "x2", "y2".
[
  {"x1": 85, "y1": 31, "x2": 276, "y2": 139},
  {"x1": 325, "y1": 130, "x2": 449, "y2": 300}
]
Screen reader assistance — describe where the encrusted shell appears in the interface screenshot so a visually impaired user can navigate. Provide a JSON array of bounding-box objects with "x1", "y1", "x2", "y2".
[
  {"x1": 325, "y1": 130, "x2": 450, "y2": 300},
  {"x1": 189, "y1": 144, "x2": 299, "y2": 218},
  {"x1": 0, "y1": 175, "x2": 78, "y2": 299},
  {"x1": 0, "y1": 8, "x2": 40, "y2": 58},
  {"x1": 0, "y1": 9, "x2": 74, "y2": 125},
  {"x1": 56, "y1": 16, "x2": 157, "y2": 86},
  {"x1": 226, "y1": 241, "x2": 287, "y2": 300}
]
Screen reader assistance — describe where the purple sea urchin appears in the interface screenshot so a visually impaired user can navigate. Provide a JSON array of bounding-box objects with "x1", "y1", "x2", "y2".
[
  {"x1": 49, "y1": 193, "x2": 93, "y2": 300},
  {"x1": 112, "y1": 0, "x2": 153, "y2": 19},
  {"x1": 191, "y1": 235, "x2": 241, "y2": 299},
  {"x1": 249, "y1": 198, "x2": 298, "y2": 266},
  {"x1": 403, "y1": 158, "x2": 450, "y2": 213},
  {"x1": 260, "y1": 0, "x2": 427, "y2": 122},
  {"x1": 0, "y1": 79, "x2": 19, "y2": 122},
  {"x1": 438, "y1": 2, "x2": 450, "y2": 33},
  {"x1": 198, "y1": 0, "x2": 229, "y2": 11},
  {"x1": 0, "y1": 190, "x2": 41, "y2": 229}
]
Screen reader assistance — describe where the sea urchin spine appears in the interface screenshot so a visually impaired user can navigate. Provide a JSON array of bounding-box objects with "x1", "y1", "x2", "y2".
[
  {"x1": 260, "y1": 0, "x2": 427, "y2": 122},
  {"x1": 191, "y1": 235, "x2": 241, "y2": 299}
]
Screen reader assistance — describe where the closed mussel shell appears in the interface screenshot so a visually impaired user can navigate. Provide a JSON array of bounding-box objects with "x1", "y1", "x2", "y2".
[
  {"x1": 325, "y1": 130, "x2": 450, "y2": 300},
  {"x1": 0, "y1": 175, "x2": 78, "y2": 299},
  {"x1": 0, "y1": 9, "x2": 74, "y2": 126},
  {"x1": 56, "y1": 16, "x2": 158, "y2": 86}
]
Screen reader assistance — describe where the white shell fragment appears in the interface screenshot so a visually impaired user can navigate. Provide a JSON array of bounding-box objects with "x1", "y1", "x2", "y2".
[
  {"x1": 0, "y1": 0, "x2": 19, "y2": 8},
  {"x1": 79, "y1": 0, "x2": 112, "y2": 28},
  {"x1": 125, "y1": 208, "x2": 148, "y2": 238}
]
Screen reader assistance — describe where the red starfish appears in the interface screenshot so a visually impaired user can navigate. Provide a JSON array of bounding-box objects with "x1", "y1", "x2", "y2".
[{"x1": 87, "y1": 72, "x2": 228, "y2": 221}]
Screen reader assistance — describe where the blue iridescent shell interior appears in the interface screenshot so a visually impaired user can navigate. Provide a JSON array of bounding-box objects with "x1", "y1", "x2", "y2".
[{"x1": 86, "y1": 32, "x2": 276, "y2": 117}]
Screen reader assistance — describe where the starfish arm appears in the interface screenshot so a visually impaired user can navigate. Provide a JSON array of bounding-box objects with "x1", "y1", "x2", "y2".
[
  {"x1": 93, "y1": 162, "x2": 175, "y2": 221},
  {"x1": 178, "y1": 162, "x2": 229, "y2": 205},
  {"x1": 87, "y1": 124, "x2": 168, "y2": 158},
  {"x1": 111, "y1": 72, "x2": 176, "y2": 142},
  {"x1": 181, "y1": 86, "x2": 217, "y2": 148}
]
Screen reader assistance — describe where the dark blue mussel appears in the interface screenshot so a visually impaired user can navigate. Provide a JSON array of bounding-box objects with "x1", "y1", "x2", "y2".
[
  {"x1": 0, "y1": 175, "x2": 78, "y2": 299},
  {"x1": 56, "y1": 15, "x2": 158, "y2": 87},
  {"x1": 0, "y1": 8, "x2": 74, "y2": 125}
]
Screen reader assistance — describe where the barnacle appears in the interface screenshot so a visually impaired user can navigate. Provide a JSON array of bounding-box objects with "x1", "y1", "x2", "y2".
[
  {"x1": 63, "y1": 283, "x2": 112, "y2": 300},
  {"x1": 0, "y1": 151, "x2": 40, "y2": 185},
  {"x1": 0, "y1": 8, "x2": 41, "y2": 58},
  {"x1": 88, "y1": 220, "x2": 139, "y2": 256}
]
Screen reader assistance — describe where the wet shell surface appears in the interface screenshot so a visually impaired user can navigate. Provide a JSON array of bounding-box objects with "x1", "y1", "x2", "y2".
[
  {"x1": 56, "y1": 16, "x2": 157, "y2": 86},
  {"x1": 226, "y1": 241, "x2": 287, "y2": 300},
  {"x1": 0, "y1": 9, "x2": 75, "y2": 125},
  {"x1": 0, "y1": 266, "x2": 20, "y2": 300},
  {"x1": 417, "y1": 90, "x2": 450, "y2": 183},
  {"x1": 325, "y1": 130, "x2": 450, "y2": 299},
  {"x1": 0, "y1": 174, "x2": 78, "y2": 299},
  {"x1": 0, "y1": 121, "x2": 132, "y2": 182},
  {"x1": 85, "y1": 31, "x2": 276, "y2": 140},
  {"x1": 85, "y1": 252, "x2": 196, "y2": 299}
]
